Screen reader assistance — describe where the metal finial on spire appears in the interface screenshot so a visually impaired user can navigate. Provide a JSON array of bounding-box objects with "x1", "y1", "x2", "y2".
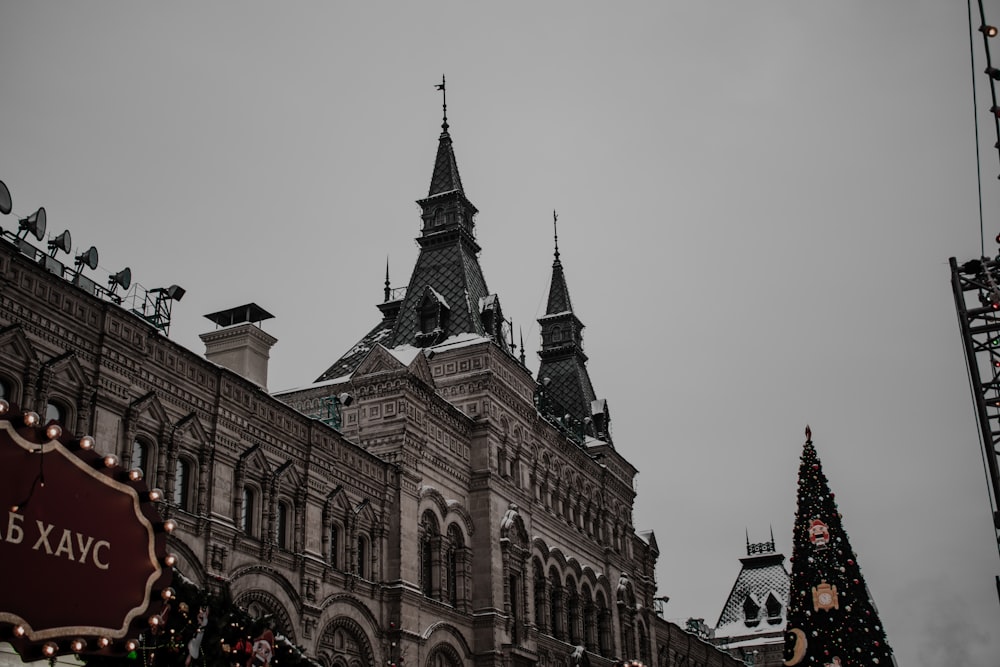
[
  {"x1": 553, "y1": 210, "x2": 560, "y2": 261},
  {"x1": 435, "y1": 74, "x2": 448, "y2": 132},
  {"x1": 384, "y1": 257, "x2": 391, "y2": 303}
]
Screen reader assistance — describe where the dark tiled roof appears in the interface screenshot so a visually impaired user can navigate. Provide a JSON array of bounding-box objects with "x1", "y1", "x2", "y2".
[
  {"x1": 315, "y1": 319, "x2": 394, "y2": 383},
  {"x1": 537, "y1": 352, "x2": 597, "y2": 424},
  {"x1": 428, "y1": 130, "x2": 464, "y2": 197},
  {"x1": 715, "y1": 552, "x2": 791, "y2": 632},
  {"x1": 545, "y1": 257, "x2": 573, "y2": 315},
  {"x1": 387, "y1": 230, "x2": 493, "y2": 348}
]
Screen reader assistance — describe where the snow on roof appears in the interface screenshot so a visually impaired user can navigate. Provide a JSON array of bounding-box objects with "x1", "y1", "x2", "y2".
[
  {"x1": 714, "y1": 634, "x2": 785, "y2": 650},
  {"x1": 479, "y1": 293, "x2": 498, "y2": 310},
  {"x1": 428, "y1": 286, "x2": 450, "y2": 309}
]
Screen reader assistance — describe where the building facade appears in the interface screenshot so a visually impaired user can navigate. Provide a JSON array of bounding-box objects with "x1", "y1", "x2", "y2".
[{"x1": 0, "y1": 114, "x2": 743, "y2": 667}]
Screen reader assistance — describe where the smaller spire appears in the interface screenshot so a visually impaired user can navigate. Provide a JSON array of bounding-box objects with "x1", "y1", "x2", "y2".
[
  {"x1": 519, "y1": 327, "x2": 526, "y2": 365},
  {"x1": 553, "y1": 210, "x2": 561, "y2": 264},
  {"x1": 384, "y1": 257, "x2": 391, "y2": 303},
  {"x1": 435, "y1": 74, "x2": 448, "y2": 133}
]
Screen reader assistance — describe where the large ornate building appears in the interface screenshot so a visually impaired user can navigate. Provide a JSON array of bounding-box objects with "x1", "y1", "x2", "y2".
[{"x1": 0, "y1": 108, "x2": 742, "y2": 667}]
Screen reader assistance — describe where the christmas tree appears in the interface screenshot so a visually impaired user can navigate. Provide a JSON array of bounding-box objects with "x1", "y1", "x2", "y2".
[
  {"x1": 80, "y1": 570, "x2": 319, "y2": 667},
  {"x1": 783, "y1": 427, "x2": 895, "y2": 667}
]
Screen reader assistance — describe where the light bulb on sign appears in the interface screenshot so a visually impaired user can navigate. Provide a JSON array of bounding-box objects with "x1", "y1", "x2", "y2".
[
  {"x1": 23, "y1": 411, "x2": 39, "y2": 426},
  {"x1": 45, "y1": 423, "x2": 61, "y2": 439},
  {"x1": 79, "y1": 435, "x2": 95, "y2": 451}
]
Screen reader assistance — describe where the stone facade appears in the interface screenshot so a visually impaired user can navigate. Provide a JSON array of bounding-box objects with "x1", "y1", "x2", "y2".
[{"x1": 0, "y1": 117, "x2": 744, "y2": 667}]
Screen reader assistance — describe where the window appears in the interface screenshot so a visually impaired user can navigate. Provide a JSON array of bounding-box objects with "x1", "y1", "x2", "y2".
[
  {"x1": 330, "y1": 524, "x2": 339, "y2": 568},
  {"x1": 533, "y1": 565, "x2": 547, "y2": 632},
  {"x1": 743, "y1": 594, "x2": 761, "y2": 627},
  {"x1": 132, "y1": 438, "x2": 150, "y2": 476},
  {"x1": 242, "y1": 487, "x2": 256, "y2": 536},
  {"x1": 174, "y1": 458, "x2": 192, "y2": 511},
  {"x1": 45, "y1": 400, "x2": 66, "y2": 425},
  {"x1": 356, "y1": 535, "x2": 367, "y2": 578},
  {"x1": 0, "y1": 377, "x2": 10, "y2": 401},
  {"x1": 447, "y1": 523, "x2": 463, "y2": 607},
  {"x1": 277, "y1": 501, "x2": 289, "y2": 549}
]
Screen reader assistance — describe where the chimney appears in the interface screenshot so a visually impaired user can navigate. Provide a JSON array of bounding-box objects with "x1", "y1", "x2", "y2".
[{"x1": 200, "y1": 303, "x2": 277, "y2": 390}]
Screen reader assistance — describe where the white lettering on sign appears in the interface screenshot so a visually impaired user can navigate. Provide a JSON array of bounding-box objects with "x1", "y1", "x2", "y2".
[{"x1": 0, "y1": 512, "x2": 110, "y2": 570}]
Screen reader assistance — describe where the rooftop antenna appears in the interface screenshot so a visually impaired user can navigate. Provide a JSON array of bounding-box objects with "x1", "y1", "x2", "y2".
[{"x1": 435, "y1": 74, "x2": 448, "y2": 132}]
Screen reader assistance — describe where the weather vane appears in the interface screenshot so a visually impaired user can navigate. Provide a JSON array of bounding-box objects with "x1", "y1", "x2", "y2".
[{"x1": 435, "y1": 74, "x2": 448, "y2": 131}]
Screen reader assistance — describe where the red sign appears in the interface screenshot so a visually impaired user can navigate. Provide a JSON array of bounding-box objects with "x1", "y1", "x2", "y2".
[{"x1": 0, "y1": 416, "x2": 167, "y2": 649}]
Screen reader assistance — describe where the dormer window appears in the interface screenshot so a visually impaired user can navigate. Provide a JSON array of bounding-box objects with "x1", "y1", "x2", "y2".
[
  {"x1": 765, "y1": 591, "x2": 783, "y2": 624},
  {"x1": 743, "y1": 594, "x2": 760, "y2": 627},
  {"x1": 415, "y1": 286, "x2": 449, "y2": 347}
]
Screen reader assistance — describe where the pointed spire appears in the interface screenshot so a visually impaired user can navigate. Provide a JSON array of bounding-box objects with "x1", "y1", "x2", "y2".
[
  {"x1": 428, "y1": 75, "x2": 464, "y2": 197},
  {"x1": 519, "y1": 327, "x2": 526, "y2": 365},
  {"x1": 384, "y1": 257, "x2": 391, "y2": 303},
  {"x1": 545, "y1": 210, "x2": 573, "y2": 315}
]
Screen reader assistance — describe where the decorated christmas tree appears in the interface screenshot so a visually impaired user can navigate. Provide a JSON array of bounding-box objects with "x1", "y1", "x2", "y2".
[
  {"x1": 81, "y1": 570, "x2": 319, "y2": 667},
  {"x1": 783, "y1": 427, "x2": 895, "y2": 667}
]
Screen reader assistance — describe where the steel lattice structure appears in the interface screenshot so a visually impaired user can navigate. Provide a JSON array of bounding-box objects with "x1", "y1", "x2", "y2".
[{"x1": 950, "y1": 256, "x2": 1000, "y2": 569}]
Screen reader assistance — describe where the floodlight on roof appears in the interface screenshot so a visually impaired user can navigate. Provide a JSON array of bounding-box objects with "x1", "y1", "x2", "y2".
[
  {"x1": 0, "y1": 180, "x2": 11, "y2": 216},
  {"x1": 48, "y1": 230, "x2": 71, "y2": 257},
  {"x1": 981, "y1": 24, "x2": 998, "y2": 37},
  {"x1": 108, "y1": 267, "x2": 131, "y2": 293},
  {"x1": 74, "y1": 245, "x2": 99, "y2": 271},
  {"x1": 18, "y1": 208, "x2": 46, "y2": 241}
]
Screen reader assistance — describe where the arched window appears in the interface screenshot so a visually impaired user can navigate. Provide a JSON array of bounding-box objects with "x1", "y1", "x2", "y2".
[
  {"x1": 597, "y1": 594, "x2": 611, "y2": 657},
  {"x1": 447, "y1": 523, "x2": 463, "y2": 607},
  {"x1": 0, "y1": 377, "x2": 10, "y2": 401},
  {"x1": 639, "y1": 623, "x2": 650, "y2": 665},
  {"x1": 329, "y1": 524, "x2": 340, "y2": 568},
  {"x1": 132, "y1": 438, "x2": 151, "y2": 477},
  {"x1": 173, "y1": 458, "x2": 192, "y2": 511},
  {"x1": 548, "y1": 569, "x2": 563, "y2": 640},
  {"x1": 420, "y1": 511, "x2": 440, "y2": 598},
  {"x1": 276, "y1": 501, "x2": 290, "y2": 549},
  {"x1": 45, "y1": 399, "x2": 69, "y2": 426},
  {"x1": 242, "y1": 487, "x2": 256, "y2": 537},
  {"x1": 533, "y1": 562, "x2": 547, "y2": 632},
  {"x1": 356, "y1": 535, "x2": 367, "y2": 578},
  {"x1": 567, "y1": 579, "x2": 580, "y2": 645}
]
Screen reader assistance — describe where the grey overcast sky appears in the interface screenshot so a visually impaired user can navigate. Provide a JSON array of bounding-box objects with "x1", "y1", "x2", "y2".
[{"x1": 3, "y1": 2, "x2": 1000, "y2": 664}]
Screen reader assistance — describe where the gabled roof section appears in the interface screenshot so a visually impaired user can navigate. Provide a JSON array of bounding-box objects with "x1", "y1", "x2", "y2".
[{"x1": 315, "y1": 319, "x2": 393, "y2": 383}]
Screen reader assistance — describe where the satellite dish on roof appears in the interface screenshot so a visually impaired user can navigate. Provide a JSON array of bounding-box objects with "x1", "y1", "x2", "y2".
[
  {"x1": 48, "y1": 230, "x2": 72, "y2": 257},
  {"x1": 0, "y1": 181, "x2": 11, "y2": 215},
  {"x1": 75, "y1": 246, "x2": 99, "y2": 271},
  {"x1": 19, "y1": 207, "x2": 46, "y2": 241}
]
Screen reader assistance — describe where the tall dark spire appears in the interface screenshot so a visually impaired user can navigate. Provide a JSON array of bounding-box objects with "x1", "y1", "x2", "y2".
[
  {"x1": 536, "y1": 213, "x2": 611, "y2": 444},
  {"x1": 545, "y1": 210, "x2": 573, "y2": 315},
  {"x1": 428, "y1": 75, "x2": 464, "y2": 197},
  {"x1": 383, "y1": 82, "x2": 506, "y2": 351}
]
